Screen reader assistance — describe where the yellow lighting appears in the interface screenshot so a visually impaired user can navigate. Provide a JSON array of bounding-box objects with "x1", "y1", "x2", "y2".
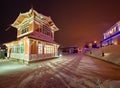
[
  {"x1": 104, "y1": 53, "x2": 110, "y2": 56},
  {"x1": 114, "y1": 41, "x2": 118, "y2": 45},
  {"x1": 27, "y1": 39, "x2": 29, "y2": 44},
  {"x1": 110, "y1": 31, "x2": 112, "y2": 34},
  {"x1": 94, "y1": 41, "x2": 97, "y2": 43}
]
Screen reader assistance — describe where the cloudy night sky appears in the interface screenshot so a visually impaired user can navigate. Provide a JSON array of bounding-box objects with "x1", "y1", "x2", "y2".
[{"x1": 0, "y1": 0, "x2": 120, "y2": 47}]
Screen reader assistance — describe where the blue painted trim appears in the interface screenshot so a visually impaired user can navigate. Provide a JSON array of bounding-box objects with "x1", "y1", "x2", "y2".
[{"x1": 102, "y1": 31, "x2": 120, "y2": 43}]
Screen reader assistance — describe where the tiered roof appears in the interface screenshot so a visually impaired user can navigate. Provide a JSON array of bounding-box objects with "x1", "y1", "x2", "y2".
[{"x1": 12, "y1": 8, "x2": 59, "y2": 31}]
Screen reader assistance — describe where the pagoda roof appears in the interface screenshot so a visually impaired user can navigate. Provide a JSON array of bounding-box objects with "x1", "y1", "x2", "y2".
[
  {"x1": 11, "y1": 9, "x2": 33, "y2": 28},
  {"x1": 11, "y1": 8, "x2": 59, "y2": 31}
]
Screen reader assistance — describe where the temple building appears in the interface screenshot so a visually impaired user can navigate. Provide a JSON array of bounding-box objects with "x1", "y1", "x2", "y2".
[
  {"x1": 102, "y1": 21, "x2": 120, "y2": 46},
  {"x1": 5, "y1": 8, "x2": 59, "y2": 63}
]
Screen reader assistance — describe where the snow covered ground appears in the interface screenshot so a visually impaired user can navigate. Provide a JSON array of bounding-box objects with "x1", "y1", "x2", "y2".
[
  {"x1": 85, "y1": 45, "x2": 120, "y2": 65},
  {"x1": 0, "y1": 54, "x2": 120, "y2": 88}
]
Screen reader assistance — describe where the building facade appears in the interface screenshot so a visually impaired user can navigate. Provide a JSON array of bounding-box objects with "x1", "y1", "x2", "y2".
[
  {"x1": 5, "y1": 9, "x2": 59, "y2": 63},
  {"x1": 60, "y1": 46, "x2": 79, "y2": 54},
  {"x1": 102, "y1": 21, "x2": 120, "y2": 46}
]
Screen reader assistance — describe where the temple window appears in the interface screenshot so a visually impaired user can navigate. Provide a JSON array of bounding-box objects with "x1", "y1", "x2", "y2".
[
  {"x1": 20, "y1": 23, "x2": 29, "y2": 34},
  {"x1": 11, "y1": 44, "x2": 24, "y2": 53},
  {"x1": 38, "y1": 43, "x2": 43, "y2": 54},
  {"x1": 44, "y1": 45, "x2": 54, "y2": 54},
  {"x1": 20, "y1": 43, "x2": 24, "y2": 53},
  {"x1": 41, "y1": 25, "x2": 51, "y2": 37}
]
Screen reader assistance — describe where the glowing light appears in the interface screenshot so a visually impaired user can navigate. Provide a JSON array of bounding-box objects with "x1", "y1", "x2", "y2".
[
  {"x1": 114, "y1": 41, "x2": 118, "y2": 45},
  {"x1": 104, "y1": 53, "x2": 110, "y2": 56},
  {"x1": 94, "y1": 41, "x2": 97, "y2": 43},
  {"x1": 59, "y1": 54, "x2": 62, "y2": 57},
  {"x1": 110, "y1": 31, "x2": 112, "y2": 34}
]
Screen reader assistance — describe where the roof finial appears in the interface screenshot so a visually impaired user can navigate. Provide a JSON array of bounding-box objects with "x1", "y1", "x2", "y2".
[{"x1": 31, "y1": 4, "x2": 34, "y2": 11}]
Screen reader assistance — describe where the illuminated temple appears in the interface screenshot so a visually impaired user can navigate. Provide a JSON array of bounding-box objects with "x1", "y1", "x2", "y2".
[
  {"x1": 102, "y1": 21, "x2": 120, "y2": 46},
  {"x1": 5, "y1": 9, "x2": 59, "y2": 63}
]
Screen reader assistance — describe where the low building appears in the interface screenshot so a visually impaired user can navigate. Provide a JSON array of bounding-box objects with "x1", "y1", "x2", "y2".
[
  {"x1": 60, "y1": 46, "x2": 79, "y2": 54},
  {"x1": 84, "y1": 41, "x2": 98, "y2": 52},
  {"x1": 102, "y1": 21, "x2": 120, "y2": 46},
  {"x1": 5, "y1": 8, "x2": 59, "y2": 63}
]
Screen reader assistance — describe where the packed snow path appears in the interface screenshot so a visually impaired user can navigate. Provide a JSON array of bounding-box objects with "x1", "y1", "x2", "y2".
[{"x1": 0, "y1": 54, "x2": 120, "y2": 88}]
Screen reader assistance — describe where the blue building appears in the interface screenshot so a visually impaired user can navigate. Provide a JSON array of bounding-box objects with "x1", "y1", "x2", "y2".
[{"x1": 102, "y1": 21, "x2": 120, "y2": 46}]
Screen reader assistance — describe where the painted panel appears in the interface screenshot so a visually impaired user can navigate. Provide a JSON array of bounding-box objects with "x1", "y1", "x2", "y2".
[
  {"x1": 24, "y1": 39, "x2": 29, "y2": 54},
  {"x1": 31, "y1": 40, "x2": 37, "y2": 54},
  {"x1": 17, "y1": 30, "x2": 21, "y2": 37},
  {"x1": 29, "y1": 23, "x2": 33, "y2": 31},
  {"x1": 34, "y1": 22, "x2": 40, "y2": 31}
]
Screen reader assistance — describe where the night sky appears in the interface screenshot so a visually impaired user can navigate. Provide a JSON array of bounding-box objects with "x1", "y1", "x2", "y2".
[{"x1": 0, "y1": 0, "x2": 120, "y2": 47}]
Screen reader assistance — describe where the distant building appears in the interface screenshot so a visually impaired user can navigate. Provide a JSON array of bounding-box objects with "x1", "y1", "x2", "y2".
[
  {"x1": 5, "y1": 9, "x2": 59, "y2": 63},
  {"x1": 84, "y1": 41, "x2": 98, "y2": 51},
  {"x1": 60, "y1": 46, "x2": 79, "y2": 54},
  {"x1": 102, "y1": 21, "x2": 120, "y2": 46}
]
